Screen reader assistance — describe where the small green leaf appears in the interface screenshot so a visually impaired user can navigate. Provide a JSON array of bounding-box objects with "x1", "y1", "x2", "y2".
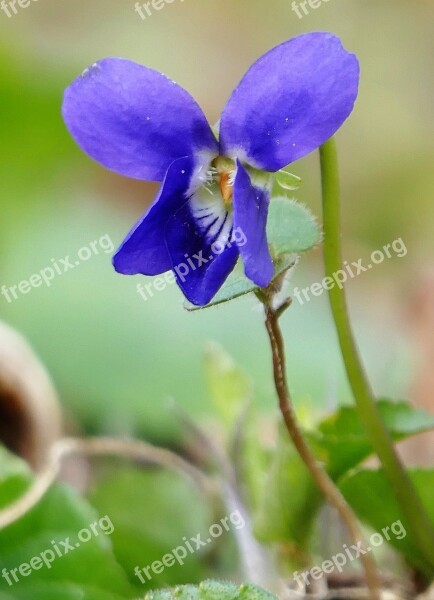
[
  {"x1": 144, "y1": 580, "x2": 277, "y2": 599},
  {"x1": 204, "y1": 343, "x2": 252, "y2": 426},
  {"x1": 184, "y1": 254, "x2": 297, "y2": 311},
  {"x1": 309, "y1": 399, "x2": 434, "y2": 479},
  {"x1": 267, "y1": 197, "x2": 320, "y2": 256},
  {"x1": 319, "y1": 399, "x2": 434, "y2": 439},
  {"x1": 339, "y1": 469, "x2": 434, "y2": 578}
]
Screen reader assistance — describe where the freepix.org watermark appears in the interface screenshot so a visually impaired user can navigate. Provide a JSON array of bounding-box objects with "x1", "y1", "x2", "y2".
[
  {"x1": 292, "y1": 520, "x2": 407, "y2": 592},
  {"x1": 136, "y1": 226, "x2": 247, "y2": 302},
  {"x1": 0, "y1": 0, "x2": 38, "y2": 18},
  {"x1": 1, "y1": 515, "x2": 114, "y2": 587},
  {"x1": 293, "y1": 237, "x2": 408, "y2": 306},
  {"x1": 134, "y1": 509, "x2": 245, "y2": 584},
  {"x1": 291, "y1": 0, "x2": 332, "y2": 19},
  {"x1": 134, "y1": 0, "x2": 185, "y2": 20},
  {"x1": 1, "y1": 234, "x2": 114, "y2": 304}
]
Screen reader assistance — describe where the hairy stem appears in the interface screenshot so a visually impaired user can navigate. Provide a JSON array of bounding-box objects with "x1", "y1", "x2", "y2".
[
  {"x1": 319, "y1": 137, "x2": 434, "y2": 576},
  {"x1": 264, "y1": 305, "x2": 381, "y2": 599}
]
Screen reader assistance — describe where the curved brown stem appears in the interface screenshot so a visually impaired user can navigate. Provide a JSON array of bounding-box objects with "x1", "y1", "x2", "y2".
[
  {"x1": 264, "y1": 305, "x2": 381, "y2": 600},
  {"x1": 0, "y1": 436, "x2": 214, "y2": 531}
]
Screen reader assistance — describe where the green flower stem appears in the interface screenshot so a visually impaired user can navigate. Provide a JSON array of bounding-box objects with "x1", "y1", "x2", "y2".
[
  {"x1": 262, "y1": 301, "x2": 381, "y2": 599},
  {"x1": 319, "y1": 137, "x2": 434, "y2": 575}
]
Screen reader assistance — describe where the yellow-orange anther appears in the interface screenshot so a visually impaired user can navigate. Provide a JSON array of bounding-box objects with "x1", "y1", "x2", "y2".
[{"x1": 219, "y1": 171, "x2": 233, "y2": 206}]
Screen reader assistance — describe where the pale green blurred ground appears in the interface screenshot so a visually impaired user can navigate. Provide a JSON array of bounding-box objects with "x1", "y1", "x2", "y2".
[{"x1": 0, "y1": 0, "x2": 433, "y2": 440}]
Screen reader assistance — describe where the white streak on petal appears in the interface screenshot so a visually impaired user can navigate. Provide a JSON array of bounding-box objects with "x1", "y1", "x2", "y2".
[{"x1": 189, "y1": 185, "x2": 233, "y2": 245}]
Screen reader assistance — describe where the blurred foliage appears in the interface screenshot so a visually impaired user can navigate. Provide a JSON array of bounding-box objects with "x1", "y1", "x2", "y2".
[
  {"x1": 252, "y1": 398, "x2": 434, "y2": 572},
  {"x1": 309, "y1": 399, "x2": 434, "y2": 479},
  {"x1": 0, "y1": 446, "x2": 241, "y2": 597},
  {"x1": 340, "y1": 469, "x2": 434, "y2": 577},
  {"x1": 204, "y1": 343, "x2": 252, "y2": 428},
  {"x1": 1, "y1": 347, "x2": 434, "y2": 594},
  {"x1": 88, "y1": 466, "x2": 219, "y2": 592},
  {"x1": 0, "y1": 448, "x2": 136, "y2": 599},
  {"x1": 254, "y1": 427, "x2": 321, "y2": 553}
]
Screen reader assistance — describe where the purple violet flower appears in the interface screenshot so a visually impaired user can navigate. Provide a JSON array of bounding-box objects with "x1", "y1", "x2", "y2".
[{"x1": 62, "y1": 32, "x2": 359, "y2": 306}]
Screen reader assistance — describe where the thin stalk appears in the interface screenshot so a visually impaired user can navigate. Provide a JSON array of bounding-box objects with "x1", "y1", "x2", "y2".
[
  {"x1": 264, "y1": 304, "x2": 381, "y2": 599},
  {"x1": 319, "y1": 137, "x2": 434, "y2": 575}
]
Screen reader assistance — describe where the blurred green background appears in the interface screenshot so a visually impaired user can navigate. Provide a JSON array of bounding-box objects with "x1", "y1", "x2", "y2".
[{"x1": 0, "y1": 0, "x2": 433, "y2": 443}]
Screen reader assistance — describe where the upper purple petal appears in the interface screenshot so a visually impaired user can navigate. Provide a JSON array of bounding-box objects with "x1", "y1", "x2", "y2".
[
  {"x1": 62, "y1": 58, "x2": 218, "y2": 182},
  {"x1": 113, "y1": 156, "x2": 194, "y2": 276},
  {"x1": 219, "y1": 32, "x2": 360, "y2": 171},
  {"x1": 233, "y1": 161, "x2": 273, "y2": 288},
  {"x1": 164, "y1": 197, "x2": 239, "y2": 306}
]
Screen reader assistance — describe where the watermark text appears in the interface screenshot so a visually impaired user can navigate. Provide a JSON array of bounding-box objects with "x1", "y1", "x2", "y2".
[
  {"x1": 2, "y1": 515, "x2": 114, "y2": 586},
  {"x1": 1, "y1": 234, "x2": 114, "y2": 304},
  {"x1": 293, "y1": 237, "x2": 407, "y2": 306}
]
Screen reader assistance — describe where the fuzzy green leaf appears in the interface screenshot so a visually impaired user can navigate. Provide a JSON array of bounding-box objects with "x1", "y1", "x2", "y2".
[
  {"x1": 267, "y1": 197, "x2": 320, "y2": 256},
  {"x1": 0, "y1": 448, "x2": 134, "y2": 599},
  {"x1": 309, "y1": 399, "x2": 434, "y2": 479},
  {"x1": 144, "y1": 580, "x2": 277, "y2": 599}
]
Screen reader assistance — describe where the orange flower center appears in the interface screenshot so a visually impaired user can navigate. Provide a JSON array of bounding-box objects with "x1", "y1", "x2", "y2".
[
  {"x1": 212, "y1": 156, "x2": 236, "y2": 209},
  {"x1": 219, "y1": 171, "x2": 233, "y2": 206}
]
